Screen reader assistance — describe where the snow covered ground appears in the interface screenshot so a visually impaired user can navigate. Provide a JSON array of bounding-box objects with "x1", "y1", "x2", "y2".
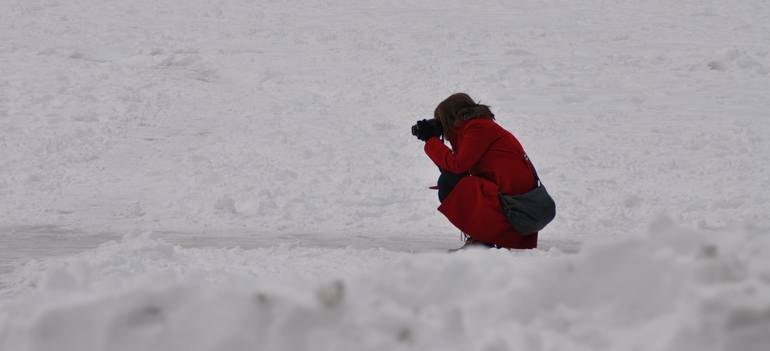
[{"x1": 1, "y1": 0, "x2": 769, "y2": 350}]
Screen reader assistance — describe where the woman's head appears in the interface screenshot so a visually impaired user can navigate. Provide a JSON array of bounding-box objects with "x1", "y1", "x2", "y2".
[{"x1": 434, "y1": 93, "x2": 494, "y2": 139}]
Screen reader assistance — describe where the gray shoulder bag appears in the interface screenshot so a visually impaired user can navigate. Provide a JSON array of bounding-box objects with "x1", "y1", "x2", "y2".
[{"x1": 498, "y1": 155, "x2": 556, "y2": 235}]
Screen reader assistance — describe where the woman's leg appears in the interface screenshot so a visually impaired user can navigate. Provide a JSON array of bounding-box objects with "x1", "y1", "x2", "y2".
[{"x1": 437, "y1": 171, "x2": 466, "y2": 202}]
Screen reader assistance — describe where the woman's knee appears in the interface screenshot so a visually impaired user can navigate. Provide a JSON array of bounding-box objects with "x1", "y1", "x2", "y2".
[
  {"x1": 438, "y1": 172, "x2": 464, "y2": 187},
  {"x1": 437, "y1": 172, "x2": 465, "y2": 202}
]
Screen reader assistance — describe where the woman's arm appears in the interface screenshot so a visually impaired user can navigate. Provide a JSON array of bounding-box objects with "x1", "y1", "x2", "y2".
[{"x1": 424, "y1": 123, "x2": 493, "y2": 174}]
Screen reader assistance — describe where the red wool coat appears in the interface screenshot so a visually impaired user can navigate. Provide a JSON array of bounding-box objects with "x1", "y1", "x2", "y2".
[{"x1": 424, "y1": 118, "x2": 538, "y2": 249}]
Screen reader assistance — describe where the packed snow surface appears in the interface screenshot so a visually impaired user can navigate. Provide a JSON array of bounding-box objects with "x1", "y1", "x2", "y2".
[{"x1": 1, "y1": 0, "x2": 769, "y2": 350}]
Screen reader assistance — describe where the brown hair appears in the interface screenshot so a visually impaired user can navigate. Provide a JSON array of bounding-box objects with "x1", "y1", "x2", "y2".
[{"x1": 433, "y1": 93, "x2": 494, "y2": 140}]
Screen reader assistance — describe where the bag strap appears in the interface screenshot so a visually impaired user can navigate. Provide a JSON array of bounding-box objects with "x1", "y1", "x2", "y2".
[{"x1": 523, "y1": 153, "x2": 542, "y2": 187}]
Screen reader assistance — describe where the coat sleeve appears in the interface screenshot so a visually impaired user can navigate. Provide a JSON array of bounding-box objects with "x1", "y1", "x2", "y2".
[{"x1": 424, "y1": 123, "x2": 493, "y2": 174}]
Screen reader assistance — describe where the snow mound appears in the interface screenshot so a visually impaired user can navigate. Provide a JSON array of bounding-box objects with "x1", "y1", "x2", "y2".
[{"x1": 2, "y1": 219, "x2": 769, "y2": 351}]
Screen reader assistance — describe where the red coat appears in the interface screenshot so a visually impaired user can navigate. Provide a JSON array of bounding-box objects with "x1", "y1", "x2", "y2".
[{"x1": 424, "y1": 118, "x2": 538, "y2": 249}]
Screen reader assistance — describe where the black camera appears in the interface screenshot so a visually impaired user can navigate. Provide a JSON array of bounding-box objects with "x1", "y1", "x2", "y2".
[{"x1": 411, "y1": 118, "x2": 442, "y2": 138}]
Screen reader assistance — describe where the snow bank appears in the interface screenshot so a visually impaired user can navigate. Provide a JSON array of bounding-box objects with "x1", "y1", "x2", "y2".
[{"x1": 2, "y1": 219, "x2": 768, "y2": 351}]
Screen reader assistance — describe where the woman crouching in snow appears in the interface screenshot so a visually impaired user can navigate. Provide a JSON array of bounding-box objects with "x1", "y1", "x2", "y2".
[{"x1": 413, "y1": 93, "x2": 549, "y2": 250}]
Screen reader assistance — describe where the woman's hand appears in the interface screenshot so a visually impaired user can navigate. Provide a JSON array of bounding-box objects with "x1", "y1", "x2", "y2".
[{"x1": 415, "y1": 119, "x2": 443, "y2": 142}]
